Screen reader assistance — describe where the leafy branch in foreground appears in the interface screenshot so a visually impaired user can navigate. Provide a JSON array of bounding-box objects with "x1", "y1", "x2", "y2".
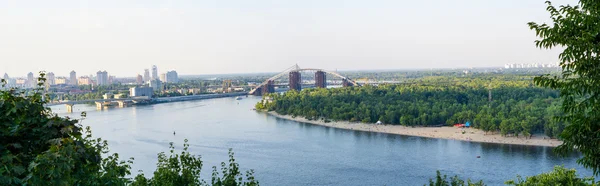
[
  {"x1": 427, "y1": 166, "x2": 598, "y2": 186},
  {"x1": 0, "y1": 73, "x2": 258, "y2": 185},
  {"x1": 529, "y1": 0, "x2": 600, "y2": 174}
]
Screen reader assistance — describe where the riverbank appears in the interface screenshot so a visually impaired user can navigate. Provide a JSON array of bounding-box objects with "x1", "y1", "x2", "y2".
[{"x1": 267, "y1": 111, "x2": 562, "y2": 147}]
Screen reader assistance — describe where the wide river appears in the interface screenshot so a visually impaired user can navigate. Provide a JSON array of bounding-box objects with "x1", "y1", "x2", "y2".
[{"x1": 52, "y1": 96, "x2": 592, "y2": 186}]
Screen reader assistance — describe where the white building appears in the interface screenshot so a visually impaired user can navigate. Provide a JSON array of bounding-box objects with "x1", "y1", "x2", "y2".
[
  {"x1": 130, "y1": 87, "x2": 154, "y2": 97},
  {"x1": 152, "y1": 65, "x2": 158, "y2": 80},
  {"x1": 149, "y1": 79, "x2": 162, "y2": 91}
]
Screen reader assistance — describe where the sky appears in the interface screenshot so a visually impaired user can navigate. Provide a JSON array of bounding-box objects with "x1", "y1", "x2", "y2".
[{"x1": 0, "y1": 0, "x2": 578, "y2": 77}]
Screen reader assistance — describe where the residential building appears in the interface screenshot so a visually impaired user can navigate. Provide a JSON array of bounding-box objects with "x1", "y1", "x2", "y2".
[
  {"x1": 159, "y1": 73, "x2": 166, "y2": 83},
  {"x1": 108, "y1": 75, "x2": 115, "y2": 84},
  {"x1": 70, "y1": 71, "x2": 77, "y2": 85},
  {"x1": 16, "y1": 78, "x2": 26, "y2": 87},
  {"x1": 136, "y1": 74, "x2": 144, "y2": 85},
  {"x1": 130, "y1": 87, "x2": 154, "y2": 97},
  {"x1": 78, "y1": 76, "x2": 93, "y2": 85},
  {"x1": 96, "y1": 71, "x2": 109, "y2": 85},
  {"x1": 143, "y1": 69, "x2": 150, "y2": 82},
  {"x1": 103, "y1": 93, "x2": 113, "y2": 99},
  {"x1": 177, "y1": 88, "x2": 188, "y2": 95},
  {"x1": 46, "y1": 72, "x2": 55, "y2": 85},
  {"x1": 2, "y1": 73, "x2": 12, "y2": 87},
  {"x1": 189, "y1": 88, "x2": 201, "y2": 95},
  {"x1": 55, "y1": 77, "x2": 68, "y2": 85},
  {"x1": 27, "y1": 72, "x2": 34, "y2": 88},
  {"x1": 149, "y1": 79, "x2": 162, "y2": 91},
  {"x1": 152, "y1": 65, "x2": 158, "y2": 80},
  {"x1": 165, "y1": 70, "x2": 178, "y2": 83}
]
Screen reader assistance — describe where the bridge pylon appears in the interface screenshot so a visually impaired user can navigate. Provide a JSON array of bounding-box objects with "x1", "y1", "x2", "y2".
[
  {"x1": 66, "y1": 104, "x2": 74, "y2": 113},
  {"x1": 289, "y1": 71, "x2": 301, "y2": 91},
  {"x1": 247, "y1": 65, "x2": 361, "y2": 95},
  {"x1": 315, "y1": 71, "x2": 326, "y2": 88}
]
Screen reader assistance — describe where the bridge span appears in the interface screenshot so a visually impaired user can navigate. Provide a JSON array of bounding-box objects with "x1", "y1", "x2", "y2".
[
  {"x1": 46, "y1": 92, "x2": 249, "y2": 113},
  {"x1": 249, "y1": 65, "x2": 361, "y2": 95},
  {"x1": 46, "y1": 97, "x2": 152, "y2": 113}
]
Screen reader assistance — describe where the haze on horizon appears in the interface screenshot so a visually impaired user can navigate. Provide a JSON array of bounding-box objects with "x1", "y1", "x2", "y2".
[{"x1": 0, "y1": 0, "x2": 576, "y2": 77}]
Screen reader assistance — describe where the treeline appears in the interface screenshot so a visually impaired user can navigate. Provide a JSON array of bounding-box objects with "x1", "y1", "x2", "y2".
[{"x1": 258, "y1": 76, "x2": 566, "y2": 138}]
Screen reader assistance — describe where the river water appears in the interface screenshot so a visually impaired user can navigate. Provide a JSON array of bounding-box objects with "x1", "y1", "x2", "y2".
[{"x1": 51, "y1": 96, "x2": 593, "y2": 186}]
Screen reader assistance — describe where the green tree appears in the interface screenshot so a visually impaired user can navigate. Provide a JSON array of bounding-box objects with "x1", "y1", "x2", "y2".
[
  {"x1": 530, "y1": 0, "x2": 600, "y2": 174},
  {"x1": 1, "y1": 74, "x2": 259, "y2": 185},
  {"x1": 0, "y1": 73, "x2": 132, "y2": 185},
  {"x1": 425, "y1": 171, "x2": 485, "y2": 186},
  {"x1": 505, "y1": 166, "x2": 597, "y2": 186}
]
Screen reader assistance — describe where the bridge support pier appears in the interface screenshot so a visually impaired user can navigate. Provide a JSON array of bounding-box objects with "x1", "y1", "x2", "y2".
[
  {"x1": 116, "y1": 101, "x2": 127, "y2": 108},
  {"x1": 65, "y1": 104, "x2": 74, "y2": 113},
  {"x1": 315, "y1": 71, "x2": 326, "y2": 88},
  {"x1": 262, "y1": 80, "x2": 275, "y2": 95},
  {"x1": 342, "y1": 79, "x2": 353, "y2": 87},
  {"x1": 253, "y1": 87, "x2": 263, "y2": 96},
  {"x1": 95, "y1": 102, "x2": 103, "y2": 110},
  {"x1": 289, "y1": 71, "x2": 301, "y2": 91}
]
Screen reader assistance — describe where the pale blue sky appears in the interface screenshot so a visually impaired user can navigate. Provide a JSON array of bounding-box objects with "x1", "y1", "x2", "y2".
[{"x1": 0, "y1": 0, "x2": 576, "y2": 77}]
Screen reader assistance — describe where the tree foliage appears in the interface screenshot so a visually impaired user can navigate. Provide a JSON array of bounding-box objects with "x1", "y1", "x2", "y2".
[
  {"x1": 259, "y1": 75, "x2": 564, "y2": 138},
  {"x1": 529, "y1": 0, "x2": 600, "y2": 174},
  {"x1": 426, "y1": 171, "x2": 485, "y2": 186},
  {"x1": 0, "y1": 73, "x2": 258, "y2": 185},
  {"x1": 427, "y1": 166, "x2": 597, "y2": 186},
  {"x1": 505, "y1": 166, "x2": 597, "y2": 186}
]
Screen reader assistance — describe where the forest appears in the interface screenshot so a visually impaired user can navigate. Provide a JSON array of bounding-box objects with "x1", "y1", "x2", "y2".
[{"x1": 257, "y1": 74, "x2": 566, "y2": 138}]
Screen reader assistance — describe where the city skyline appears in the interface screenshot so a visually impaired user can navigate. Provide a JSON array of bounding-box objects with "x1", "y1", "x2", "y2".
[
  {"x1": 0, "y1": 0, "x2": 575, "y2": 76},
  {"x1": 0, "y1": 61, "x2": 558, "y2": 79}
]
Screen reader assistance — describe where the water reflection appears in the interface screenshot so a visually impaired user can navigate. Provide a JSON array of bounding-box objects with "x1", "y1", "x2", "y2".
[{"x1": 50, "y1": 97, "x2": 593, "y2": 186}]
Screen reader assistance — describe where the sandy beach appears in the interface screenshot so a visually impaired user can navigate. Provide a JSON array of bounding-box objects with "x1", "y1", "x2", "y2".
[{"x1": 267, "y1": 111, "x2": 562, "y2": 147}]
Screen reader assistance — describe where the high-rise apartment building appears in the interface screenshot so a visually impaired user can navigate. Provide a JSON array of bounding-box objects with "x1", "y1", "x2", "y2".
[
  {"x1": 70, "y1": 70, "x2": 77, "y2": 85},
  {"x1": 78, "y1": 77, "x2": 93, "y2": 85},
  {"x1": 108, "y1": 76, "x2": 115, "y2": 84},
  {"x1": 27, "y1": 72, "x2": 34, "y2": 88},
  {"x1": 2, "y1": 73, "x2": 12, "y2": 87},
  {"x1": 96, "y1": 71, "x2": 109, "y2": 85},
  {"x1": 159, "y1": 73, "x2": 166, "y2": 83},
  {"x1": 136, "y1": 74, "x2": 144, "y2": 85},
  {"x1": 152, "y1": 65, "x2": 158, "y2": 80},
  {"x1": 46, "y1": 72, "x2": 55, "y2": 85},
  {"x1": 143, "y1": 69, "x2": 150, "y2": 82},
  {"x1": 149, "y1": 79, "x2": 162, "y2": 91},
  {"x1": 166, "y1": 71, "x2": 178, "y2": 83}
]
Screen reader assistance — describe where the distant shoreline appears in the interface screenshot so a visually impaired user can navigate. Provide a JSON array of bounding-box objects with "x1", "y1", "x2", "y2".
[{"x1": 266, "y1": 111, "x2": 562, "y2": 147}]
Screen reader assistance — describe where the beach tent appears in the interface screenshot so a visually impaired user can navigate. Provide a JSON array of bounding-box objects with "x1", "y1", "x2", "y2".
[
  {"x1": 376, "y1": 121, "x2": 382, "y2": 125},
  {"x1": 465, "y1": 121, "x2": 471, "y2": 128}
]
